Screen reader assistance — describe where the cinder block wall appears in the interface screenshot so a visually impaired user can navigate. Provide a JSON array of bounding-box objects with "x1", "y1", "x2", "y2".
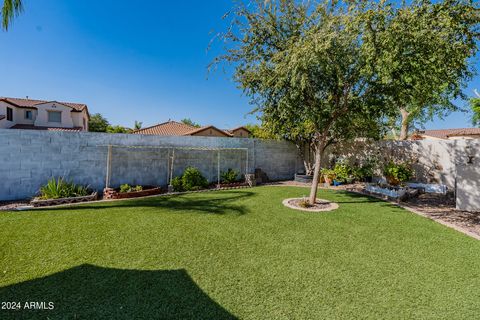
[{"x1": 0, "y1": 129, "x2": 300, "y2": 200}]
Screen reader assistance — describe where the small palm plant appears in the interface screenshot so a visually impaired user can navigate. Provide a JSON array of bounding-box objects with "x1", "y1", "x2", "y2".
[{"x1": 39, "y1": 177, "x2": 90, "y2": 199}]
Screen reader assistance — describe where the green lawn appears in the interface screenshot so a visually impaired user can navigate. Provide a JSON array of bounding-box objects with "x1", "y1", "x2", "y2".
[{"x1": 1, "y1": 186, "x2": 479, "y2": 319}]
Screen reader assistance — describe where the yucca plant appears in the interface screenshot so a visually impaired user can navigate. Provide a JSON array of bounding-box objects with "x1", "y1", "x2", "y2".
[{"x1": 39, "y1": 177, "x2": 90, "y2": 200}]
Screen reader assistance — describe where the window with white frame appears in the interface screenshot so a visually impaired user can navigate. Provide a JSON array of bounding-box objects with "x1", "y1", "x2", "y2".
[{"x1": 48, "y1": 111, "x2": 62, "y2": 123}]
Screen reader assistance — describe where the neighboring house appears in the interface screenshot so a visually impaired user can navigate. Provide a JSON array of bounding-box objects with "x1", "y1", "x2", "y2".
[
  {"x1": 0, "y1": 97, "x2": 90, "y2": 131},
  {"x1": 412, "y1": 128, "x2": 480, "y2": 140},
  {"x1": 133, "y1": 121, "x2": 251, "y2": 138}
]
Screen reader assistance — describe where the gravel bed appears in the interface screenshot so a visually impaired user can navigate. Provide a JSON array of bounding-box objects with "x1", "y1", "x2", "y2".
[{"x1": 0, "y1": 200, "x2": 31, "y2": 211}]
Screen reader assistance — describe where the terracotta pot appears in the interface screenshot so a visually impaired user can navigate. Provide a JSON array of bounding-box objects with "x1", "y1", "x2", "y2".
[
  {"x1": 324, "y1": 177, "x2": 333, "y2": 185},
  {"x1": 386, "y1": 175, "x2": 400, "y2": 186}
]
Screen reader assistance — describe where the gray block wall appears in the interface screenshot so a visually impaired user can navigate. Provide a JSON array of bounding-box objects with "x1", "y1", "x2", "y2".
[{"x1": 0, "y1": 129, "x2": 300, "y2": 200}]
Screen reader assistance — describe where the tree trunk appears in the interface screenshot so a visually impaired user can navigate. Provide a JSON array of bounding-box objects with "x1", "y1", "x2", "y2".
[
  {"x1": 296, "y1": 141, "x2": 315, "y2": 175},
  {"x1": 399, "y1": 108, "x2": 410, "y2": 140},
  {"x1": 308, "y1": 141, "x2": 323, "y2": 205}
]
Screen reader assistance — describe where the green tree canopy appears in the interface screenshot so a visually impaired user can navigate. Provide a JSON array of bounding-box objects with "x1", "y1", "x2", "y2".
[
  {"x1": 375, "y1": 0, "x2": 479, "y2": 139},
  {"x1": 471, "y1": 93, "x2": 480, "y2": 127},
  {"x1": 134, "y1": 120, "x2": 143, "y2": 130},
  {"x1": 181, "y1": 118, "x2": 201, "y2": 128},
  {"x1": 244, "y1": 123, "x2": 277, "y2": 139},
  {"x1": 1, "y1": 0, "x2": 23, "y2": 31},
  {"x1": 215, "y1": 0, "x2": 393, "y2": 204},
  {"x1": 88, "y1": 113, "x2": 110, "y2": 132}
]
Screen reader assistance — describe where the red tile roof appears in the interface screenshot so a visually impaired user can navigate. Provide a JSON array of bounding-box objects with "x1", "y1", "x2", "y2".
[
  {"x1": 133, "y1": 121, "x2": 244, "y2": 137},
  {"x1": 133, "y1": 121, "x2": 199, "y2": 136},
  {"x1": 225, "y1": 126, "x2": 252, "y2": 134},
  {"x1": 418, "y1": 128, "x2": 480, "y2": 139},
  {"x1": 0, "y1": 97, "x2": 88, "y2": 113},
  {"x1": 10, "y1": 124, "x2": 83, "y2": 132},
  {"x1": 184, "y1": 125, "x2": 232, "y2": 137}
]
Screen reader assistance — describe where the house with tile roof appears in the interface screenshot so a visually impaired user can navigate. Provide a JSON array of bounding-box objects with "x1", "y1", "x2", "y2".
[
  {"x1": 0, "y1": 97, "x2": 90, "y2": 132},
  {"x1": 133, "y1": 121, "x2": 251, "y2": 138},
  {"x1": 411, "y1": 128, "x2": 480, "y2": 140}
]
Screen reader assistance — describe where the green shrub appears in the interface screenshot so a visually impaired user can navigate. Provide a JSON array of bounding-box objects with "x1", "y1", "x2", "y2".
[
  {"x1": 320, "y1": 168, "x2": 336, "y2": 180},
  {"x1": 383, "y1": 161, "x2": 413, "y2": 185},
  {"x1": 182, "y1": 167, "x2": 209, "y2": 191},
  {"x1": 39, "y1": 177, "x2": 90, "y2": 200},
  {"x1": 333, "y1": 163, "x2": 353, "y2": 183},
  {"x1": 221, "y1": 168, "x2": 239, "y2": 183},
  {"x1": 120, "y1": 184, "x2": 132, "y2": 193},
  {"x1": 353, "y1": 163, "x2": 374, "y2": 181},
  {"x1": 171, "y1": 176, "x2": 184, "y2": 192},
  {"x1": 170, "y1": 167, "x2": 209, "y2": 192},
  {"x1": 120, "y1": 184, "x2": 143, "y2": 193}
]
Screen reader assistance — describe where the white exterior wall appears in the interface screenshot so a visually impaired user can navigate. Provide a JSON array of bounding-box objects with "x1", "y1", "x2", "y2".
[
  {"x1": 34, "y1": 102, "x2": 74, "y2": 128},
  {"x1": 0, "y1": 102, "x2": 8, "y2": 129},
  {"x1": 0, "y1": 101, "x2": 15, "y2": 129},
  {"x1": 14, "y1": 108, "x2": 37, "y2": 125},
  {"x1": 71, "y1": 110, "x2": 89, "y2": 130}
]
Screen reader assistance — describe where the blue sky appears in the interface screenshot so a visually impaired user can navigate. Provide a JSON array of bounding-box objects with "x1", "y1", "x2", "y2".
[{"x1": 0, "y1": 0, "x2": 478, "y2": 129}]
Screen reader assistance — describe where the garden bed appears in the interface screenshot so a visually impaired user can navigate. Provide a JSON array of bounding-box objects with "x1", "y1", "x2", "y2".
[
  {"x1": 103, "y1": 186, "x2": 164, "y2": 200},
  {"x1": 214, "y1": 182, "x2": 248, "y2": 189},
  {"x1": 365, "y1": 184, "x2": 408, "y2": 200},
  {"x1": 31, "y1": 192, "x2": 98, "y2": 208},
  {"x1": 294, "y1": 174, "x2": 313, "y2": 184}
]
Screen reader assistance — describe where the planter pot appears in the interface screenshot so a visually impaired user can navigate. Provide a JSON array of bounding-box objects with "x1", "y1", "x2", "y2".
[
  {"x1": 31, "y1": 192, "x2": 98, "y2": 207},
  {"x1": 365, "y1": 184, "x2": 408, "y2": 200},
  {"x1": 324, "y1": 177, "x2": 333, "y2": 186},
  {"x1": 103, "y1": 186, "x2": 163, "y2": 200},
  {"x1": 294, "y1": 174, "x2": 313, "y2": 184},
  {"x1": 386, "y1": 175, "x2": 401, "y2": 186}
]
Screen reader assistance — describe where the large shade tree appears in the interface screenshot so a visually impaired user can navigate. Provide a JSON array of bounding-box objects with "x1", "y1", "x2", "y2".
[
  {"x1": 376, "y1": 0, "x2": 479, "y2": 140},
  {"x1": 472, "y1": 90, "x2": 480, "y2": 127},
  {"x1": 1, "y1": 0, "x2": 23, "y2": 31},
  {"x1": 214, "y1": 0, "x2": 393, "y2": 204}
]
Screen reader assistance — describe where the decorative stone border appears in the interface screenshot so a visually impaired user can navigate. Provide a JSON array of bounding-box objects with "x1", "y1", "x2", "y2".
[
  {"x1": 31, "y1": 192, "x2": 98, "y2": 208},
  {"x1": 282, "y1": 198, "x2": 339, "y2": 212},
  {"x1": 103, "y1": 187, "x2": 164, "y2": 200}
]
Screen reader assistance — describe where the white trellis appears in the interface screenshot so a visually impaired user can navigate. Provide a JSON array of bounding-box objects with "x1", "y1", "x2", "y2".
[{"x1": 100, "y1": 145, "x2": 249, "y2": 189}]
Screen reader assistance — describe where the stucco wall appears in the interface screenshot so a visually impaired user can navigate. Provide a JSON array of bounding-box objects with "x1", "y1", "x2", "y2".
[
  {"x1": 324, "y1": 139, "x2": 480, "y2": 189},
  {"x1": 0, "y1": 101, "x2": 13, "y2": 129},
  {"x1": 34, "y1": 102, "x2": 74, "y2": 128},
  {"x1": 0, "y1": 129, "x2": 299, "y2": 200}
]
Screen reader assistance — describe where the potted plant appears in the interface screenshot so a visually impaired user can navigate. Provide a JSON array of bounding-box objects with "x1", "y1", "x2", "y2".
[
  {"x1": 383, "y1": 161, "x2": 413, "y2": 186},
  {"x1": 333, "y1": 163, "x2": 353, "y2": 185},
  {"x1": 321, "y1": 168, "x2": 336, "y2": 185},
  {"x1": 353, "y1": 163, "x2": 374, "y2": 183}
]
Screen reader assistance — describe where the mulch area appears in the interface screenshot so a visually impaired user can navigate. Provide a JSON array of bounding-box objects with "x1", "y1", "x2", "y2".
[
  {"x1": 267, "y1": 180, "x2": 480, "y2": 239},
  {"x1": 0, "y1": 200, "x2": 30, "y2": 211}
]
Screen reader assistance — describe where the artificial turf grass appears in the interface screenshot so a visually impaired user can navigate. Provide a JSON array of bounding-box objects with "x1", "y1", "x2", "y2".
[{"x1": 0, "y1": 186, "x2": 479, "y2": 319}]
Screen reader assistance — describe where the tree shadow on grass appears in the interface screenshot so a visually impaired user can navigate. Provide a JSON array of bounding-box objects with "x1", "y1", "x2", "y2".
[
  {"x1": 0, "y1": 264, "x2": 237, "y2": 320},
  {"x1": 327, "y1": 190, "x2": 385, "y2": 204},
  {"x1": 34, "y1": 190, "x2": 255, "y2": 216}
]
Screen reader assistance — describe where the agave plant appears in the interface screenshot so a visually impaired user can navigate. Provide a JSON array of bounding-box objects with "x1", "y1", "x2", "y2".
[{"x1": 39, "y1": 177, "x2": 90, "y2": 200}]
